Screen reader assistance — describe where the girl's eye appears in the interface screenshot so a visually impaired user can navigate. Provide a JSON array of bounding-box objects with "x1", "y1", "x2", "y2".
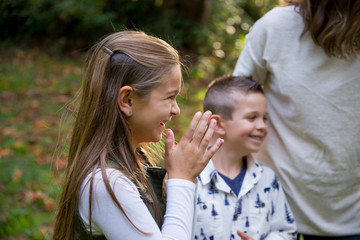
[
  {"x1": 247, "y1": 115, "x2": 256, "y2": 120},
  {"x1": 168, "y1": 95, "x2": 176, "y2": 100}
]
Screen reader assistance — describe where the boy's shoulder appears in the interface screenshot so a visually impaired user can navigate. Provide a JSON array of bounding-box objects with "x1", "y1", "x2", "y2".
[
  {"x1": 259, "y1": 164, "x2": 277, "y2": 176},
  {"x1": 259, "y1": 165, "x2": 280, "y2": 189},
  {"x1": 248, "y1": 155, "x2": 278, "y2": 180}
]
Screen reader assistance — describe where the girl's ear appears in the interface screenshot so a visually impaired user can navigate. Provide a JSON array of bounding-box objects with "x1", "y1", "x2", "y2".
[
  {"x1": 211, "y1": 114, "x2": 226, "y2": 135},
  {"x1": 118, "y1": 86, "x2": 134, "y2": 117}
]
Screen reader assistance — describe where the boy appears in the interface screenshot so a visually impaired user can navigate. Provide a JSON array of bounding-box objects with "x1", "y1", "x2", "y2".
[{"x1": 192, "y1": 75, "x2": 297, "y2": 240}]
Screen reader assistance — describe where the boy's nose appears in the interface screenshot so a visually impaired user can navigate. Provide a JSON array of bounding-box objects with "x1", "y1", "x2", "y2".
[{"x1": 257, "y1": 119, "x2": 267, "y2": 130}]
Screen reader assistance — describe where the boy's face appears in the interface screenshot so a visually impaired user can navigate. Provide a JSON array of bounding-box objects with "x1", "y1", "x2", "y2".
[{"x1": 221, "y1": 92, "x2": 268, "y2": 156}]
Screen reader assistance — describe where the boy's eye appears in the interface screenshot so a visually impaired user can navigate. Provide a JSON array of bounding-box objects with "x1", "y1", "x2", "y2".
[{"x1": 263, "y1": 114, "x2": 269, "y2": 121}]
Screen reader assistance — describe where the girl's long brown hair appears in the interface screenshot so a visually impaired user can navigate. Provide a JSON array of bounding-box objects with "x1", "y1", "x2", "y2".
[
  {"x1": 53, "y1": 30, "x2": 181, "y2": 240},
  {"x1": 284, "y1": 0, "x2": 360, "y2": 59}
]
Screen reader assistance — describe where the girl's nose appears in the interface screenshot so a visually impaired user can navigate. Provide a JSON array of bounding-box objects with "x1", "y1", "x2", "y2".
[{"x1": 171, "y1": 101, "x2": 180, "y2": 116}]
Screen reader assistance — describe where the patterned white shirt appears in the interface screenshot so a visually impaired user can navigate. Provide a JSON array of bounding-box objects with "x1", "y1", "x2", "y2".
[{"x1": 192, "y1": 155, "x2": 297, "y2": 240}]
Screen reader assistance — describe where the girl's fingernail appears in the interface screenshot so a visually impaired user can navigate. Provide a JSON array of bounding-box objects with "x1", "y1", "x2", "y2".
[{"x1": 211, "y1": 119, "x2": 217, "y2": 126}]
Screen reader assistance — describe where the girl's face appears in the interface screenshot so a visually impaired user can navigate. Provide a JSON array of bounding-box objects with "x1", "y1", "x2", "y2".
[
  {"x1": 222, "y1": 92, "x2": 268, "y2": 156},
  {"x1": 129, "y1": 65, "x2": 182, "y2": 147}
]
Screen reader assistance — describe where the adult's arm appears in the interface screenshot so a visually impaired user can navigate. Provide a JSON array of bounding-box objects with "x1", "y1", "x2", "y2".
[{"x1": 233, "y1": 11, "x2": 269, "y2": 84}]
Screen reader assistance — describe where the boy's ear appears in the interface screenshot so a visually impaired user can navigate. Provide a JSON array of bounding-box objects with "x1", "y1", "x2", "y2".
[
  {"x1": 211, "y1": 114, "x2": 226, "y2": 135},
  {"x1": 118, "y1": 86, "x2": 134, "y2": 117}
]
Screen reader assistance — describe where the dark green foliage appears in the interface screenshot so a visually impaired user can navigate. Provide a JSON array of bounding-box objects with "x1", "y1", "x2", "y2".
[{"x1": 0, "y1": 0, "x2": 278, "y2": 60}]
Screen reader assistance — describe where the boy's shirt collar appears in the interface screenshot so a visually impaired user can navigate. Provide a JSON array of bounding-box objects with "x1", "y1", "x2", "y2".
[{"x1": 198, "y1": 155, "x2": 263, "y2": 198}]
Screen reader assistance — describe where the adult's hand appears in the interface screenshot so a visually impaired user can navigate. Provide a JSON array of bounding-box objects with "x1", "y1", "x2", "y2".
[
  {"x1": 237, "y1": 230, "x2": 254, "y2": 240},
  {"x1": 164, "y1": 111, "x2": 223, "y2": 182}
]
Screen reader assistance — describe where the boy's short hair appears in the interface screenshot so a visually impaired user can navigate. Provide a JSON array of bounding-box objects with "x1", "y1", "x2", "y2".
[{"x1": 203, "y1": 75, "x2": 264, "y2": 120}]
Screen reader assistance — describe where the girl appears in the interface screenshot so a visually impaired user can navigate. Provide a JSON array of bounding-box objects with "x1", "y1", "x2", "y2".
[{"x1": 53, "y1": 30, "x2": 223, "y2": 240}]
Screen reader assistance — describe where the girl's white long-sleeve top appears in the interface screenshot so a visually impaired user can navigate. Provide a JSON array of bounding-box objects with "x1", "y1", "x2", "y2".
[{"x1": 79, "y1": 168, "x2": 195, "y2": 240}]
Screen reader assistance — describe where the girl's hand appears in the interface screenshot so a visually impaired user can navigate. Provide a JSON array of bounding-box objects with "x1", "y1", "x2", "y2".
[
  {"x1": 164, "y1": 111, "x2": 223, "y2": 182},
  {"x1": 237, "y1": 230, "x2": 254, "y2": 240}
]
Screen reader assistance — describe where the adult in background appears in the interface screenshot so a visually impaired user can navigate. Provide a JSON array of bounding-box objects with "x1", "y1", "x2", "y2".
[{"x1": 233, "y1": 0, "x2": 360, "y2": 239}]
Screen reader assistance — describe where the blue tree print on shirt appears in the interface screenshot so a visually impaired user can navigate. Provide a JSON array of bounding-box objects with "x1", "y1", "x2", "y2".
[
  {"x1": 271, "y1": 175, "x2": 279, "y2": 190},
  {"x1": 233, "y1": 200, "x2": 242, "y2": 221},
  {"x1": 197, "y1": 195, "x2": 206, "y2": 209},
  {"x1": 254, "y1": 193, "x2": 264, "y2": 213},
  {"x1": 224, "y1": 193, "x2": 230, "y2": 206},
  {"x1": 200, "y1": 228, "x2": 207, "y2": 240},
  {"x1": 245, "y1": 216, "x2": 250, "y2": 228},
  {"x1": 260, "y1": 233, "x2": 268, "y2": 240},
  {"x1": 211, "y1": 204, "x2": 218, "y2": 219},
  {"x1": 271, "y1": 200, "x2": 275, "y2": 215},
  {"x1": 230, "y1": 233, "x2": 235, "y2": 239},
  {"x1": 208, "y1": 179, "x2": 218, "y2": 198},
  {"x1": 285, "y1": 203, "x2": 295, "y2": 224},
  {"x1": 199, "y1": 228, "x2": 212, "y2": 240},
  {"x1": 236, "y1": 200, "x2": 242, "y2": 214}
]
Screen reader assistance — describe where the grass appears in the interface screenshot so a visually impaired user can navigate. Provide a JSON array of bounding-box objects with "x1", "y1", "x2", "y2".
[{"x1": 0, "y1": 46, "x2": 83, "y2": 239}]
